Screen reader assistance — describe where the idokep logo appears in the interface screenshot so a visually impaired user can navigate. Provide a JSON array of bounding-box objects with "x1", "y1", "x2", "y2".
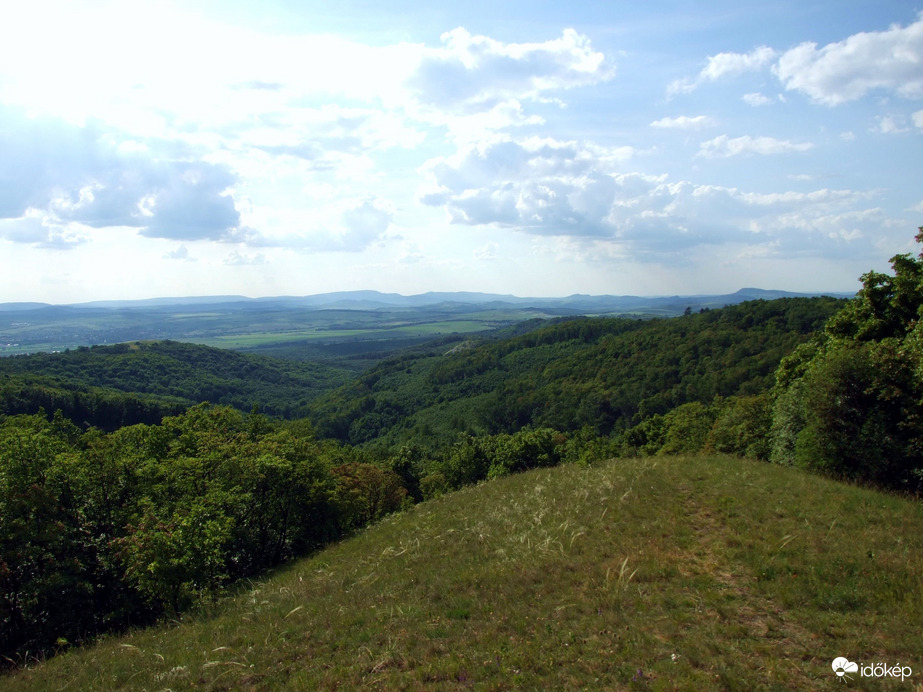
[
  {"x1": 832, "y1": 657, "x2": 858, "y2": 679},
  {"x1": 832, "y1": 656, "x2": 913, "y2": 682}
]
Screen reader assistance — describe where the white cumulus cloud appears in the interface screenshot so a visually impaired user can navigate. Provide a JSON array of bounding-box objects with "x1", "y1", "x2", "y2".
[
  {"x1": 873, "y1": 116, "x2": 910, "y2": 134},
  {"x1": 668, "y1": 46, "x2": 777, "y2": 95},
  {"x1": 163, "y1": 245, "x2": 193, "y2": 261},
  {"x1": 0, "y1": 211, "x2": 87, "y2": 250},
  {"x1": 407, "y1": 27, "x2": 613, "y2": 111},
  {"x1": 224, "y1": 251, "x2": 266, "y2": 266},
  {"x1": 774, "y1": 15, "x2": 923, "y2": 105},
  {"x1": 419, "y1": 135, "x2": 636, "y2": 236},
  {"x1": 742, "y1": 92, "x2": 773, "y2": 106},
  {"x1": 473, "y1": 241, "x2": 499, "y2": 259},
  {"x1": 0, "y1": 106, "x2": 244, "y2": 245},
  {"x1": 417, "y1": 131, "x2": 880, "y2": 264}
]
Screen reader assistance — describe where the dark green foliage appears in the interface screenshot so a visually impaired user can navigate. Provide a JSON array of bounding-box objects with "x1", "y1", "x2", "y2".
[
  {"x1": 0, "y1": 340, "x2": 351, "y2": 427},
  {"x1": 0, "y1": 374, "x2": 188, "y2": 430},
  {"x1": 484, "y1": 427, "x2": 567, "y2": 479},
  {"x1": 330, "y1": 462, "x2": 408, "y2": 530},
  {"x1": 770, "y1": 229, "x2": 923, "y2": 489},
  {"x1": 387, "y1": 446, "x2": 424, "y2": 502},
  {"x1": 0, "y1": 413, "x2": 139, "y2": 658},
  {"x1": 308, "y1": 298, "x2": 843, "y2": 448},
  {"x1": 825, "y1": 251, "x2": 923, "y2": 342},
  {"x1": 419, "y1": 471, "x2": 449, "y2": 500},
  {"x1": 0, "y1": 404, "x2": 402, "y2": 662},
  {"x1": 399, "y1": 426, "x2": 571, "y2": 494},
  {"x1": 441, "y1": 434, "x2": 492, "y2": 488},
  {"x1": 115, "y1": 500, "x2": 234, "y2": 616},
  {"x1": 707, "y1": 394, "x2": 771, "y2": 461},
  {"x1": 777, "y1": 340, "x2": 922, "y2": 486},
  {"x1": 656, "y1": 402, "x2": 717, "y2": 456}
]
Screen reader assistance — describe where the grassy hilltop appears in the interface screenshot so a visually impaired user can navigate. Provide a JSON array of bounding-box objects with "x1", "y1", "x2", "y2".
[{"x1": 8, "y1": 455, "x2": 922, "y2": 691}]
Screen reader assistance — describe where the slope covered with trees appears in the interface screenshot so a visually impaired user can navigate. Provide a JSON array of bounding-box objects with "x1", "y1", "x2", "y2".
[
  {"x1": 0, "y1": 373, "x2": 189, "y2": 430},
  {"x1": 0, "y1": 340, "x2": 352, "y2": 427},
  {"x1": 307, "y1": 297, "x2": 845, "y2": 448}
]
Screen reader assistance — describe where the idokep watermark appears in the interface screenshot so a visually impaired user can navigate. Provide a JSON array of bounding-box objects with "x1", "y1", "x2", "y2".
[{"x1": 832, "y1": 656, "x2": 913, "y2": 682}]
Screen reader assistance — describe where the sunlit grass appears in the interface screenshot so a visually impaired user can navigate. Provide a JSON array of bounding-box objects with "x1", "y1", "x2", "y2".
[{"x1": 7, "y1": 455, "x2": 923, "y2": 690}]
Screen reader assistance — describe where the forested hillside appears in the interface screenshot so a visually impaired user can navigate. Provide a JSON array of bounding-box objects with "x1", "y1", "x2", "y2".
[
  {"x1": 0, "y1": 299, "x2": 844, "y2": 441},
  {"x1": 12, "y1": 231, "x2": 923, "y2": 669},
  {"x1": 307, "y1": 297, "x2": 845, "y2": 448},
  {"x1": 0, "y1": 340, "x2": 351, "y2": 427}
]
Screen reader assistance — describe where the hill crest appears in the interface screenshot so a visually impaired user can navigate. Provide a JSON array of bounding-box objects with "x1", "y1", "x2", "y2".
[{"x1": 8, "y1": 455, "x2": 921, "y2": 690}]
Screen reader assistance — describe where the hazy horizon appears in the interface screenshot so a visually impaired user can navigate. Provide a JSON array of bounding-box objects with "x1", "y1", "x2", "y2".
[{"x1": 1, "y1": 286, "x2": 857, "y2": 309}]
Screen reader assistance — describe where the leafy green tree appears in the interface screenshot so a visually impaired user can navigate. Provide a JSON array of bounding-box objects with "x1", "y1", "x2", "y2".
[
  {"x1": 707, "y1": 394, "x2": 771, "y2": 460},
  {"x1": 619, "y1": 414, "x2": 667, "y2": 457},
  {"x1": 114, "y1": 500, "x2": 233, "y2": 615},
  {"x1": 387, "y1": 445, "x2": 424, "y2": 502},
  {"x1": 657, "y1": 402, "x2": 716, "y2": 456},
  {"x1": 486, "y1": 427, "x2": 567, "y2": 478},
  {"x1": 442, "y1": 434, "x2": 492, "y2": 488},
  {"x1": 230, "y1": 438, "x2": 340, "y2": 571},
  {"x1": 330, "y1": 463, "x2": 407, "y2": 531},
  {"x1": 0, "y1": 415, "x2": 96, "y2": 658},
  {"x1": 419, "y1": 471, "x2": 449, "y2": 500},
  {"x1": 769, "y1": 229, "x2": 923, "y2": 488},
  {"x1": 793, "y1": 341, "x2": 919, "y2": 484}
]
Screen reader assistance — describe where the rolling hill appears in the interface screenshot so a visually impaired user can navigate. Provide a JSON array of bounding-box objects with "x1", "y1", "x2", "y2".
[
  {"x1": 0, "y1": 340, "x2": 352, "y2": 426},
  {"x1": 0, "y1": 297, "x2": 846, "y2": 437},
  {"x1": 7, "y1": 454, "x2": 921, "y2": 690},
  {"x1": 306, "y1": 297, "x2": 847, "y2": 447}
]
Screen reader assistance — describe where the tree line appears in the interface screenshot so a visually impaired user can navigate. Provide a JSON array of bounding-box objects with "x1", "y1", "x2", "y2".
[{"x1": 767, "y1": 229, "x2": 923, "y2": 490}]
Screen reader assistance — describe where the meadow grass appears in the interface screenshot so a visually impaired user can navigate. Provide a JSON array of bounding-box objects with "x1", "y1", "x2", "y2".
[
  {"x1": 6, "y1": 455, "x2": 923, "y2": 690},
  {"x1": 189, "y1": 321, "x2": 496, "y2": 350}
]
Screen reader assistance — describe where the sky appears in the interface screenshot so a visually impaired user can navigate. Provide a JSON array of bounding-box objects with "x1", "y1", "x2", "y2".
[{"x1": 1, "y1": 1, "x2": 923, "y2": 303}]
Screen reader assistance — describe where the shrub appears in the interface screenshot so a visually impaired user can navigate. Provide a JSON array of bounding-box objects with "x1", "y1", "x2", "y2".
[{"x1": 707, "y1": 394, "x2": 771, "y2": 460}]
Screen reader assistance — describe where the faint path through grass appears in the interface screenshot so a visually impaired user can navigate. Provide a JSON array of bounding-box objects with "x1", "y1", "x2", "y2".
[{"x1": 7, "y1": 455, "x2": 923, "y2": 690}]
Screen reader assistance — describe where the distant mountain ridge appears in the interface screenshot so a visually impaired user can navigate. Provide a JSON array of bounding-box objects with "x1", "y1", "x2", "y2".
[
  {"x1": 0, "y1": 287, "x2": 855, "y2": 312},
  {"x1": 0, "y1": 288, "x2": 857, "y2": 357}
]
